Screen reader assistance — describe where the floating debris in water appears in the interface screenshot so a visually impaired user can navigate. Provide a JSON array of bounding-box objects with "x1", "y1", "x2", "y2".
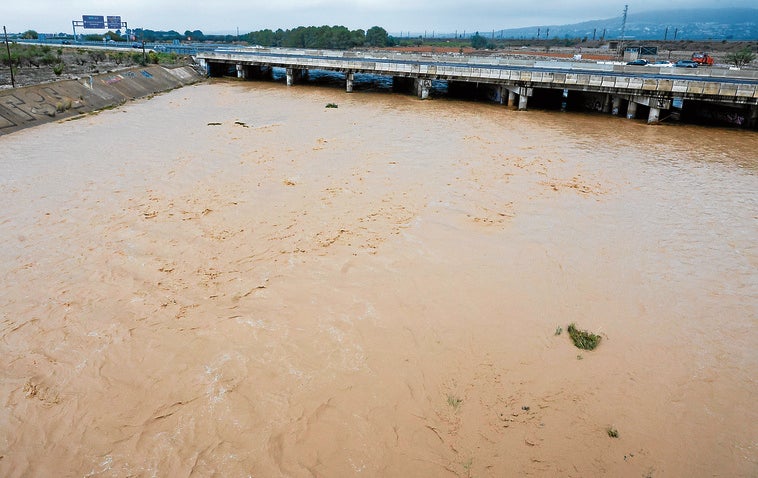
[{"x1": 568, "y1": 323, "x2": 601, "y2": 350}]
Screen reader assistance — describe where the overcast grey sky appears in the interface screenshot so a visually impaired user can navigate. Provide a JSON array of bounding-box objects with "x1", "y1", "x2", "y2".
[{"x1": 3, "y1": 1, "x2": 754, "y2": 34}]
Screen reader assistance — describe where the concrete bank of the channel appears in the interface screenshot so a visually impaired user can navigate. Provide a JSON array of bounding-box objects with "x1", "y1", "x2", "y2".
[{"x1": 0, "y1": 65, "x2": 204, "y2": 136}]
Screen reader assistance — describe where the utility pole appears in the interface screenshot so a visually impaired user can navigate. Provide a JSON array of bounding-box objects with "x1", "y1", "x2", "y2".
[{"x1": 3, "y1": 26, "x2": 14, "y2": 87}]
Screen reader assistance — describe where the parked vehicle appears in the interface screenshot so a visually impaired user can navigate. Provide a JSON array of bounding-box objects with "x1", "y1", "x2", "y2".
[
  {"x1": 674, "y1": 60, "x2": 699, "y2": 68},
  {"x1": 649, "y1": 60, "x2": 674, "y2": 67},
  {"x1": 691, "y1": 52, "x2": 714, "y2": 66},
  {"x1": 626, "y1": 59, "x2": 648, "y2": 66}
]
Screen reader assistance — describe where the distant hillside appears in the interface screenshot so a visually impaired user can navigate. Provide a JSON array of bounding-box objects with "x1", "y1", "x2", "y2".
[{"x1": 494, "y1": 8, "x2": 758, "y2": 41}]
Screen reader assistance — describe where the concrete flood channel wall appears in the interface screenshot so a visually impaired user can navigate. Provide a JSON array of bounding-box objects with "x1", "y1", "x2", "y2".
[{"x1": 0, "y1": 65, "x2": 203, "y2": 135}]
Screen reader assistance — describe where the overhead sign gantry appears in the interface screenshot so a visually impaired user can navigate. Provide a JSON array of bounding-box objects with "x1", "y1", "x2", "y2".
[{"x1": 72, "y1": 15, "x2": 127, "y2": 38}]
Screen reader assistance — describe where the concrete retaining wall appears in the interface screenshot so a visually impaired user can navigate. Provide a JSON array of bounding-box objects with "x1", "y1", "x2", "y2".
[{"x1": 0, "y1": 65, "x2": 203, "y2": 136}]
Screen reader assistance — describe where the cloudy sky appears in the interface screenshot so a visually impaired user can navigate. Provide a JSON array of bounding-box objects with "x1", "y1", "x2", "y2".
[{"x1": 3, "y1": 0, "x2": 754, "y2": 35}]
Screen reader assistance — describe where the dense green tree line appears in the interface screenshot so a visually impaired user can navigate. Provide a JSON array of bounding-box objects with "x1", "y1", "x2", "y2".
[
  {"x1": 128, "y1": 25, "x2": 394, "y2": 48},
  {"x1": 242, "y1": 25, "x2": 393, "y2": 48},
  {"x1": 15, "y1": 25, "x2": 395, "y2": 49}
]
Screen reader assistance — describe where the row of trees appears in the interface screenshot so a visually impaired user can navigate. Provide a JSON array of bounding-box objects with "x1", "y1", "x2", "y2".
[
  {"x1": 17, "y1": 25, "x2": 395, "y2": 49},
  {"x1": 242, "y1": 26, "x2": 393, "y2": 48},
  {"x1": 61, "y1": 25, "x2": 394, "y2": 49}
]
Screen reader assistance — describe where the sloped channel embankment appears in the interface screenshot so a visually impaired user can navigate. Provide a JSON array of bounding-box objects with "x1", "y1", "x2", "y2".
[{"x1": 0, "y1": 65, "x2": 204, "y2": 135}]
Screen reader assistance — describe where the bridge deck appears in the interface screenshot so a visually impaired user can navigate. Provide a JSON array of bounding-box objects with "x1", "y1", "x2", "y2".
[{"x1": 196, "y1": 47, "x2": 758, "y2": 104}]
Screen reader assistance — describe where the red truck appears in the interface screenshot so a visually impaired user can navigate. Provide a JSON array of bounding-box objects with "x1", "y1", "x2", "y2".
[{"x1": 691, "y1": 52, "x2": 714, "y2": 66}]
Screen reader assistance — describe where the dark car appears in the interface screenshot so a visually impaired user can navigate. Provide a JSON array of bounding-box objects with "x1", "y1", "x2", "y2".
[
  {"x1": 674, "y1": 60, "x2": 699, "y2": 68},
  {"x1": 626, "y1": 59, "x2": 649, "y2": 66}
]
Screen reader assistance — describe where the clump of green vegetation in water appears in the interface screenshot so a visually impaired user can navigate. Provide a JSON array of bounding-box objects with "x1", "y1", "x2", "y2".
[
  {"x1": 325, "y1": 103, "x2": 338, "y2": 108},
  {"x1": 555, "y1": 326, "x2": 562, "y2": 336},
  {"x1": 447, "y1": 394, "x2": 462, "y2": 410},
  {"x1": 462, "y1": 457, "x2": 473, "y2": 476},
  {"x1": 607, "y1": 426, "x2": 619, "y2": 438},
  {"x1": 568, "y1": 323, "x2": 601, "y2": 350}
]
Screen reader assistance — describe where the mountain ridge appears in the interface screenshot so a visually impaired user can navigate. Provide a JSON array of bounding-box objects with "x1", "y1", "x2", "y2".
[{"x1": 493, "y1": 8, "x2": 758, "y2": 41}]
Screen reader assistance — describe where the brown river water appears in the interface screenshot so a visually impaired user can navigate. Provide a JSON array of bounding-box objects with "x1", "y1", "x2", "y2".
[{"x1": 1, "y1": 80, "x2": 756, "y2": 477}]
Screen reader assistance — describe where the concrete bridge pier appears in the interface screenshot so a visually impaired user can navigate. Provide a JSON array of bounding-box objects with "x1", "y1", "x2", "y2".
[
  {"x1": 507, "y1": 90, "x2": 516, "y2": 107},
  {"x1": 502, "y1": 86, "x2": 531, "y2": 110},
  {"x1": 286, "y1": 68, "x2": 295, "y2": 86},
  {"x1": 497, "y1": 85, "x2": 507, "y2": 105},
  {"x1": 236, "y1": 64, "x2": 247, "y2": 79},
  {"x1": 346, "y1": 71, "x2": 354, "y2": 92},
  {"x1": 415, "y1": 78, "x2": 432, "y2": 99},
  {"x1": 626, "y1": 100, "x2": 638, "y2": 119},
  {"x1": 285, "y1": 68, "x2": 307, "y2": 86},
  {"x1": 647, "y1": 106, "x2": 661, "y2": 124},
  {"x1": 561, "y1": 88, "x2": 569, "y2": 111},
  {"x1": 602, "y1": 94, "x2": 612, "y2": 113},
  {"x1": 748, "y1": 106, "x2": 758, "y2": 129},
  {"x1": 611, "y1": 96, "x2": 622, "y2": 115},
  {"x1": 518, "y1": 93, "x2": 528, "y2": 110}
]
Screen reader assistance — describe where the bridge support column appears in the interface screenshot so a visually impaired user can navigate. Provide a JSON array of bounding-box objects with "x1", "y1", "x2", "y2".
[
  {"x1": 236, "y1": 64, "x2": 247, "y2": 79},
  {"x1": 346, "y1": 71, "x2": 354, "y2": 93},
  {"x1": 626, "y1": 101, "x2": 638, "y2": 119},
  {"x1": 647, "y1": 106, "x2": 661, "y2": 124},
  {"x1": 415, "y1": 78, "x2": 431, "y2": 99},
  {"x1": 286, "y1": 68, "x2": 294, "y2": 86},
  {"x1": 561, "y1": 88, "x2": 569, "y2": 111},
  {"x1": 602, "y1": 94, "x2": 611, "y2": 113},
  {"x1": 747, "y1": 106, "x2": 758, "y2": 129},
  {"x1": 611, "y1": 96, "x2": 621, "y2": 115},
  {"x1": 518, "y1": 94, "x2": 528, "y2": 110},
  {"x1": 498, "y1": 85, "x2": 507, "y2": 105},
  {"x1": 507, "y1": 90, "x2": 516, "y2": 107}
]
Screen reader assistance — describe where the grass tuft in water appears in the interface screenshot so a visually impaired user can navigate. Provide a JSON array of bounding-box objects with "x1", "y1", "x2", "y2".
[
  {"x1": 607, "y1": 426, "x2": 619, "y2": 438},
  {"x1": 447, "y1": 394, "x2": 462, "y2": 410},
  {"x1": 567, "y1": 323, "x2": 601, "y2": 350}
]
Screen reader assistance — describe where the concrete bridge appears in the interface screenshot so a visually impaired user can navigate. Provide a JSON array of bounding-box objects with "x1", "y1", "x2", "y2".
[{"x1": 195, "y1": 47, "x2": 758, "y2": 126}]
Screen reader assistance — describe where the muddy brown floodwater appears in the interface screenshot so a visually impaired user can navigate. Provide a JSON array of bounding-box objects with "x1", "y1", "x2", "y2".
[{"x1": 1, "y1": 80, "x2": 757, "y2": 477}]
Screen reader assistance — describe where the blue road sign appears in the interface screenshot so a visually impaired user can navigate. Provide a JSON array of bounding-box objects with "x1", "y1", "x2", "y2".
[
  {"x1": 107, "y1": 16, "x2": 122, "y2": 29},
  {"x1": 82, "y1": 15, "x2": 105, "y2": 29}
]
